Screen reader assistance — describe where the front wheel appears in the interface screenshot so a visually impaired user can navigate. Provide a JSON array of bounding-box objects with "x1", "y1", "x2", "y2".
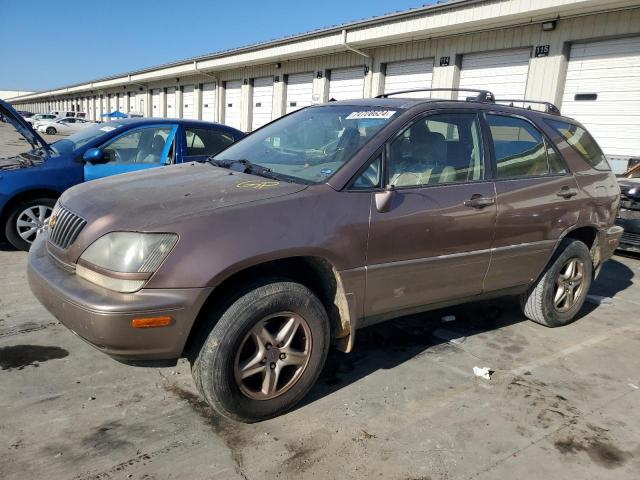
[
  {"x1": 521, "y1": 239, "x2": 593, "y2": 327},
  {"x1": 4, "y1": 198, "x2": 56, "y2": 251},
  {"x1": 45, "y1": 127, "x2": 56, "y2": 135},
  {"x1": 191, "y1": 281, "x2": 330, "y2": 422}
]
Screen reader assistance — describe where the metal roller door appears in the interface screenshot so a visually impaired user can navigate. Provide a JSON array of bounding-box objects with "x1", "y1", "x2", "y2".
[
  {"x1": 458, "y1": 48, "x2": 531, "y2": 100},
  {"x1": 224, "y1": 80, "x2": 242, "y2": 130},
  {"x1": 182, "y1": 85, "x2": 195, "y2": 119},
  {"x1": 252, "y1": 76, "x2": 274, "y2": 130},
  {"x1": 151, "y1": 89, "x2": 161, "y2": 116},
  {"x1": 166, "y1": 87, "x2": 177, "y2": 118},
  {"x1": 384, "y1": 59, "x2": 434, "y2": 97},
  {"x1": 286, "y1": 72, "x2": 313, "y2": 114},
  {"x1": 562, "y1": 36, "x2": 640, "y2": 165},
  {"x1": 329, "y1": 67, "x2": 364, "y2": 101},
  {"x1": 202, "y1": 83, "x2": 216, "y2": 122}
]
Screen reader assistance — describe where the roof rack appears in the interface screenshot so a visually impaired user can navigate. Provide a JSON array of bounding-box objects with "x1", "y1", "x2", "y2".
[
  {"x1": 376, "y1": 88, "x2": 495, "y2": 103},
  {"x1": 494, "y1": 99, "x2": 561, "y2": 115}
]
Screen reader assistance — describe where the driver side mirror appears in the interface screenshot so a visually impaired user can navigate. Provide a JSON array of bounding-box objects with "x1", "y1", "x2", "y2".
[
  {"x1": 82, "y1": 147, "x2": 107, "y2": 164},
  {"x1": 375, "y1": 184, "x2": 396, "y2": 213}
]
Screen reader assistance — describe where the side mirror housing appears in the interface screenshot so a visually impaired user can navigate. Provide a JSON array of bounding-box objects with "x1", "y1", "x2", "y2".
[
  {"x1": 82, "y1": 147, "x2": 105, "y2": 164},
  {"x1": 375, "y1": 184, "x2": 396, "y2": 213}
]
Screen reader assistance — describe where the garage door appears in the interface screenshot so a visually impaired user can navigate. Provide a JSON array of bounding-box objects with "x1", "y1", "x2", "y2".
[
  {"x1": 182, "y1": 85, "x2": 195, "y2": 119},
  {"x1": 202, "y1": 82, "x2": 216, "y2": 122},
  {"x1": 166, "y1": 87, "x2": 177, "y2": 118},
  {"x1": 329, "y1": 67, "x2": 365, "y2": 101},
  {"x1": 286, "y1": 72, "x2": 313, "y2": 114},
  {"x1": 562, "y1": 37, "x2": 640, "y2": 164},
  {"x1": 458, "y1": 48, "x2": 531, "y2": 100},
  {"x1": 224, "y1": 80, "x2": 242, "y2": 130},
  {"x1": 152, "y1": 89, "x2": 161, "y2": 116},
  {"x1": 252, "y1": 76, "x2": 274, "y2": 130},
  {"x1": 384, "y1": 59, "x2": 434, "y2": 97}
]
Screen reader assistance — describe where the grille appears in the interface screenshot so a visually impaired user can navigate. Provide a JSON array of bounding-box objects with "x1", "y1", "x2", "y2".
[
  {"x1": 621, "y1": 231, "x2": 640, "y2": 246},
  {"x1": 48, "y1": 207, "x2": 87, "y2": 250}
]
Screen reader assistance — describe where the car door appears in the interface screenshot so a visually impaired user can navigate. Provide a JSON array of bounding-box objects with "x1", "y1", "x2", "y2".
[
  {"x1": 363, "y1": 111, "x2": 497, "y2": 322},
  {"x1": 180, "y1": 126, "x2": 237, "y2": 163},
  {"x1": 84, "y1": 124, "x2": 178, "y2": 181},
  {"x1": 481, "y1": 113, "x2": 582, "y2": 291}
]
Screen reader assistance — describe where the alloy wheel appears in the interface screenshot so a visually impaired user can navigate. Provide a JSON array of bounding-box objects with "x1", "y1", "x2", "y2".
[
  {"x1": 16, "y1": 205, "x2": 52, "y2": 244},
  {"x1": 553, "y1": 258, "x2": 585, "y2": 312},
  {"x1": 234, "y1": 312, "x2": 312, "y2": 400}
]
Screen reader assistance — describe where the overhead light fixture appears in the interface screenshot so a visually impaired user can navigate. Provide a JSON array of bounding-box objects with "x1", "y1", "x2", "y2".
[{"x1": 542, "y1": 20, "x2": 556, "y2": 31}]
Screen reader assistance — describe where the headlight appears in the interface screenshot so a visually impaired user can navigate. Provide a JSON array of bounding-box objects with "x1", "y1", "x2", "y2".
[{"x1": 76, "y1": 232, "x2": 178, "y2": 293}]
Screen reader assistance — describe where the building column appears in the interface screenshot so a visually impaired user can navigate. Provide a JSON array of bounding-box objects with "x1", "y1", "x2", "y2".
[
  {"x1": 241, "y1": 79, "x2": 253, "y2": 132},
  {"x1": 431, "y1": 51, "x2": 461, "y2": 99},
  {"x1": 176, "y1": 86, "x2": 184, "y2": 118},
  {"x1": 194, "y1": 84, "x2": 202, "y2": 120},
  {"x1": 144, "y1": 90, "x2": 152, "y2": 117},
  {"x1": 217, "y1": 82, "x2": 226, "y2": 124},
  {"x1": 272, "y1": 75, "x2": 285, "y2": 119},
  {"x1": 525, "y1": 41, "x2": 568, "y2": 107},
  {"x1": 313, "y1": 70, "x2": 330, "y2": 104}
]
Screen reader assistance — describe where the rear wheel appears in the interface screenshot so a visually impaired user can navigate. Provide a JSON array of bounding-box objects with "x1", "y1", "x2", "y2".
[
  {"x1": 45, "y1": 127, "x2": 56, "y2": 135},
  {"x1": 520, "y1": 239, "x2": 593, "y2": 327},
  {"x1": 191, "y1": 280, "x2": 330, "y2": 422},
  {"x1": 4, "y1": 198, "x2": 56, "y2": 251}
]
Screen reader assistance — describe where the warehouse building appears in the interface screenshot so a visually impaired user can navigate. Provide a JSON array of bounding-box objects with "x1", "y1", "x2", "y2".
[{"x1": 8, "y1": 0, "x2": 640, "y2": 171}]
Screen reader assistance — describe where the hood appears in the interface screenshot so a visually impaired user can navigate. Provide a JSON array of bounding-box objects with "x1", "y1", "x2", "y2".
[
  {"x1": 59, "y1": 162, "x2": 307, "y2": 231},
  {"x1": 0, "y1": 99, "x2": 50, "y2": 152}
]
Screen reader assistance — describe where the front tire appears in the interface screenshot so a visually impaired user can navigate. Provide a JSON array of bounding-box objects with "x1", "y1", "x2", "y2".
[
  {"x1": 191, "y1": 280, "x2": 330, "y2": 422},
  {"x1": 4, "y1": 198, "x2": 56, "y2": 251},
  {"x1": 521, "y1": 239, "x2": 593, "y2": 327},
  {"x1": 46, "y1": 127, "x2": 56, "y2": 135}
]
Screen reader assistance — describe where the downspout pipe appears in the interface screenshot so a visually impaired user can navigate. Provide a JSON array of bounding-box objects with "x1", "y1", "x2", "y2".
[{"x1": 341, "y1": 29, "x2": 370, "y2": 58}]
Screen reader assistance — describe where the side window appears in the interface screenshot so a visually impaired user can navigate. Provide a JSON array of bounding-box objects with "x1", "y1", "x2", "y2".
[
  {"x1": 102, "y1": 127, "x2": 173, "y2": 165},
  {"x1": 387, "y1": 113, "x2": 484, "y2": 187},
  {"x1": 487, "y1": 114, "x2": 562, "y2": 178},
  {"x1": 185, "y1": 128, "x2": 235, "y2": 157},
  {"x1": 352, "y1": 155, "x2": 382, "y2": 189},
  {"x1": 545, "y1": 119, "x2": 610, "y2": 171},
  {"x1": 61, "y1": 118, "x2": 74, "y2": 124}
]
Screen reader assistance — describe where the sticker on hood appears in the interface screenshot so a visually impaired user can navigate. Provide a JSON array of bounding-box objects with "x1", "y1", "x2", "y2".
[
  {"x1": 237, "y1": 180, "x2": 280, "y2": 189},
  {"x1": 346, "y1": 110, "x2": 396, "y2": 120}
]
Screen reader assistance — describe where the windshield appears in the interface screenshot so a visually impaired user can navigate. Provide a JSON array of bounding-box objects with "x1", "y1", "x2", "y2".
[
  {"x1": 50, "y1": 122, "x2": 124, "y2": 154},
  {"x1": 213, "y1": 105, "x2": 400, "y2": 183}
]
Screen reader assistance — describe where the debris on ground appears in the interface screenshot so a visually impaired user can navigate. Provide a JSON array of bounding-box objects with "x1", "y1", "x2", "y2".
[
  {"x1": 432, "y1": 328, "x2": 466, "y2": 344},
  {"x1": 473, "y1": 366, "x2": 492, "y2": 380}
]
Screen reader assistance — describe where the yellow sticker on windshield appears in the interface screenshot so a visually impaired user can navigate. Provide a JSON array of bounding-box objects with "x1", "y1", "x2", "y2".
[{"x1": 237, "y1": 180, "x2": 280, "y2": 189}]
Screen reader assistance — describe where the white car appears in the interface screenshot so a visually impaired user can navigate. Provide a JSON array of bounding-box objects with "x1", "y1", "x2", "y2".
[
  {"x1": 25, "y1": 113, "x2": 58, "y2": 125},
  {"x1": 36, "y1": 117, "x2": 93, "y2": 135}
]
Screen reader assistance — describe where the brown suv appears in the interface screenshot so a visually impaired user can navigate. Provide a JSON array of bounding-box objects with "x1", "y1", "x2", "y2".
[{"x1": 28, "y1": 89, "x2": 623, "y2": 422}]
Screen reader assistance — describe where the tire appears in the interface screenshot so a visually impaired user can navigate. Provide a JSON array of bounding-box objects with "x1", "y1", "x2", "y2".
[
  {"x1": 4, "y1": 198, "x2": 56, "y2": 251},
  {"x1": 191, "y1": 280, "x2": 330, "y2": 422},
  {"x1": 520, "y1": 239, "x2": 593, "y2": 327},
  {"x1": 46, "y1": 127, "x2": 56, "y2": 135}
]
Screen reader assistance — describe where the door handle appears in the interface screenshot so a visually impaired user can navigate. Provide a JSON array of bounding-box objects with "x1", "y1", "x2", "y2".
[
  {"x1": 464, "y1": 195, "x2": 496, "y2": 209},
  {"x1": 557, "y1": 187, "x2": 578, "y2": 199}
]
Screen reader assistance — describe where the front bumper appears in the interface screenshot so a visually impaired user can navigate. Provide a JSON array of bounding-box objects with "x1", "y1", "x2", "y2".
[
  {"x1": 27, "y1": 235, "x2": 213, "y2": 363},
  {"x1": 615, "y1": 214, "x2": 640, "y2": 253}
]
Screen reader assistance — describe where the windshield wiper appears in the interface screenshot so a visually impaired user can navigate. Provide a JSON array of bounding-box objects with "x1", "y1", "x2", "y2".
[{"x1": 207, "y1": 158, "x2": 282, "y2": 181}]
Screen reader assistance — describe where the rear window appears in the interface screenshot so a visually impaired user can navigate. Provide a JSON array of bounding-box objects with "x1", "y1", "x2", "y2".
[{"x1": 545, "y1": 119, "x2": 610, "y2": 171}]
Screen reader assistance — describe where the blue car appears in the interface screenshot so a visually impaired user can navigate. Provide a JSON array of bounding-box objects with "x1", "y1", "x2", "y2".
[{"x1": 0, "y1": 100, "x2": 243, "y2": 250}]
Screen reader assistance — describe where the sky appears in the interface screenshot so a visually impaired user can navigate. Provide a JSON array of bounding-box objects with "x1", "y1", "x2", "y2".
[{"x1": 0, "y1": 0, "x2": 436, "y2": 92}]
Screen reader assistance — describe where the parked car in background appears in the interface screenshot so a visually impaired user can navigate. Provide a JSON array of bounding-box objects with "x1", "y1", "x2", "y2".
[
  {"x1": 27, "y1": 90, "x2": 623, "y2": 422},
  {"x1": 26, "y1": 113, "x2": 59, "y2": 125},
  {"x1": 48, "y1": 110, "x2": 85, "y2": 119},
  {"x1": 616, "y1": 162, "x2": 640, "y2": 253},
  {"x1": 37, "y1": 117, "x2": 94, "y2": 135},
  {"x1": 0, "y1": 99, "x2": 243, "y2": 250},
  {"x1": 17, "y1": 111, "x2": 34, "y2": 118}
]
